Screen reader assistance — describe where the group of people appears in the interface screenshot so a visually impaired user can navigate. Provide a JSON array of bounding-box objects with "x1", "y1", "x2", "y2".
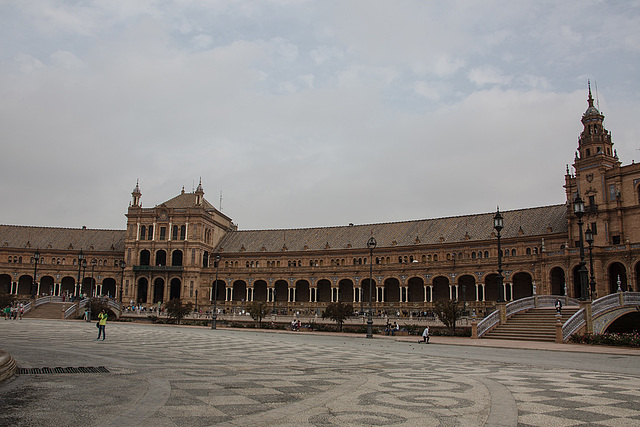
[{"x1": 3, "y1": 303, "x2": 24, "y2": 320}]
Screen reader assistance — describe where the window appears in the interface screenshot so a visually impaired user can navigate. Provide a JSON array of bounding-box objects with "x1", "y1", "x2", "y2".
[
  {"x1": 148, "y1": 226, "x2": 153, "y2": 240},
  {"x1": 180, "y1": 225, "x2": 186, "y2": 240},
  {"x1": 511, "y1": 249, "x2": 516, "y2": 256},
  {"x1": 159, "y1": 227, "x2": 166, "y2": 240},
  {"x1": 140, "y1": 225, "x2": 146, "y2": 240},
  {"x1": 172, "y1": 226, "x2": 178, "y2": 240},
  {"x1": 612, "y1": 235, "x2": 621, "y2": 245},
  {"x1": 590, "y1": 222, "x2": 597, "y2": 235}
]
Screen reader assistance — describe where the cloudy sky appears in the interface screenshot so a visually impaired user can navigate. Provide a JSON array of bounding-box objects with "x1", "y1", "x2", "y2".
[{"x1": 1, "y1": 1, "x2": 639, "y2": 232}]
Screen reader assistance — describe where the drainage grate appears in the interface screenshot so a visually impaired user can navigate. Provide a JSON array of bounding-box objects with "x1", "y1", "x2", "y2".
[{"x1": 18, "y1": 366, "x2": 110, "y2": 375}]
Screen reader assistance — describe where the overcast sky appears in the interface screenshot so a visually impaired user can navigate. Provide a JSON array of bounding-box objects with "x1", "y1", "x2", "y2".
[{"x1": 1, "y1": 1, "x2": 639, "y2": 232}]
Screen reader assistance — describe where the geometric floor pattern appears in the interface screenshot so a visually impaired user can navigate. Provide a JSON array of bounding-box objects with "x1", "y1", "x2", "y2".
[{"x1": 1, "y1": 320, "x2": 639, "y2": 426}]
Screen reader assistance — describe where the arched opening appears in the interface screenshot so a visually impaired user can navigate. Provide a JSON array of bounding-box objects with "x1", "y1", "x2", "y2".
[
  {"x1": 232, "y1": 280, "x2": 246, "y2": 302},
  {"x1": 635, "y1": 261, "x2": 640, "y2": 292},
  {"x1": 384, "y1": 278, "x2": 400, "y2": 303},
  {"x1": 155, "y1": 250, "x2": 166, "y2": 266},
  {"x1": 360, "y1": 278, "x2": 376, "y2": 306},
  {"x1": 407, "y1": 277, "x2": 424, "y2": 302},
  {"x1": 61, "y1": 276, "x2": 75, "y2": 296},
  {"x1": 253, "y1": 280, "x2": 267, "y2": 301},
  {"x1": 512, "y1": 272, "x2": 533, "y2": 300},
  {"x1": 484, "y1": 274, "x2": 500, "y2": 301},
  {"x1": 317, "y1": 279, "x2": 331, "y2": 303},
  {"x1": 274, "y1": 280, "x2": 288, "y2": 302},
  {"x1": 550, "y1": 267, "x2": 566, "y2": 295},
  {"x1": 17, "y1": 275, "x2": 32, "y2": 296},
  {"x1": 458, "y1": 275, "x2": 476, "y2": 304},
  {"x1": 82, "y1": 276, "x2": 95, "y2": 297},
  {"x1": 139, "y1": 250, "x2": 151, "y2": 266},
  {"x1": 170, "y1": 278, "x2": 181, "y2": 300},
  {"x1": 212, "y1": 279, "x2": 225, "y2": 301},
  {"x1": 296, "y1": 280, "x2": 310, "y2": 303},
  {"x1": 0, "y1": 274, "x2": 11, "y2": 295},
  {"x1": 137, "y1": 278, "x2": 148, "y2": 304},
  {"x1": 153, "y1": 278, "x2": 165, "y2": 303},
  {"x1": 605, "y1": 312, "x2": 640, "y2": 334},
  {"x1": 572, "y1": 265, "x2": 584, "y2": 299},
  {"x1": 102, "y1": 278, "x2": 116, "y2": 297},
  {"x1": 608, "y1": 262, "x2": 627, "y2": 293},
  {"x1": 338, "y1": 279, "x2": 353, "y2": 303},
  {"x1": 432, "y1": 276, "x2": 450, "y2": 301},
  {"x1": 171, "y1": 250, "x2": 183, "y2": 267},
  {"x1": 40, "y1": 276, "x2": 55, "y2": 296}
]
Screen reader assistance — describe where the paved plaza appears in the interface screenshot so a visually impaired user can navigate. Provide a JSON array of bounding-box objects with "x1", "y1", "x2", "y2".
[{"x1": 1, "y1": 320, "x2": 640, "y2": 426}]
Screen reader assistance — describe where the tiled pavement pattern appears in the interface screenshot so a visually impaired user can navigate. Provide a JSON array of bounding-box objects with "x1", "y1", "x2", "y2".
[{"x1": 0, "y1": 320, "x2": 639, "y2": 426}]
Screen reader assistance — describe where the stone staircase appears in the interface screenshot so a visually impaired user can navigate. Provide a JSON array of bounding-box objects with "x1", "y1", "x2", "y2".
[
  {"x1": 24, "y1": 302, "x2": 72, "y2": 319},
  {"x1": 483, "y1": 306, "x2": 580, "y2": 342}
]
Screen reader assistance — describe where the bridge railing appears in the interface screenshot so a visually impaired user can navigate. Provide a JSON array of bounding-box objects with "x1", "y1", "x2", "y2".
[
  {"x1": 477, "y1": 310, "x2": 500, "y2": 337},
  {"x1": 562, "y1": 308, "x2": 586, "y2": 341},
  {"x1": 64, "y1": 304, "x2": 78, "y2": 319}
]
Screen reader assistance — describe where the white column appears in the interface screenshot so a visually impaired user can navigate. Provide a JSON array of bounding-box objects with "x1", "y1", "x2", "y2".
[
  {"x1": 168, "y1": 222, "x2": 172, "y2": 241},
  {"x1": 152, "y1": 222, "x2": 156, "y2": 240},
  {"x1": 185, "y1": 222, "x2": 189, "y2": 241}
]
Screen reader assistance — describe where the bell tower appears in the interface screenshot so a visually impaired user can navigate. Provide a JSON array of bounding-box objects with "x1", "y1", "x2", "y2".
[{"x1": 131, "y1": 180, "x2": 142, "y2": 208}]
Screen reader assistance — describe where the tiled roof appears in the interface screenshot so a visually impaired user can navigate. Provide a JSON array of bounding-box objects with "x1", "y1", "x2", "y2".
[
  {"x1": 214, "y1": 205, "x2": 568, "y2": 254},
  {"x1": 0, "y1": 225, "x2": 126, "y2": 253},
  {"x1": 155, "y1": 193, "x2": 232, "y2": 221}
]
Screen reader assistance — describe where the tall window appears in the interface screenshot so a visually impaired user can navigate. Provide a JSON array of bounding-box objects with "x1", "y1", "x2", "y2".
[
  {"x1": 159, "y1": 227, "x2": 166, "y2": 240},
  {"x1": 172, "y1": 225, "x2": 178, "y2": 240},
  {"x1": 140, "y1": 225, "x2": 146, "y2": 240},
  {"x1": 148, "y1": 226, "x2": 153, "y2": 240},
  {"x1": 180, "y1": 225, "x2": 186, "y2": 240}
]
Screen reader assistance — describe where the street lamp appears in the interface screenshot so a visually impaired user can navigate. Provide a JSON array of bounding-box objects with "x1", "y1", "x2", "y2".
[
  {"x1": 76, "y1": 250, "x2": 84, "y2": 298},
  {"x1": 573, "y1": 194, "x2": 589, "y2": 300},
  {"x1": 87, "y1": 259, "x2": 96, "y2": 321},
  {"x1": 493, "y1": 208, "x2": 504, "y2": 302},
  {"x1": 211, "y1": 254, "x2": 221, "y2": 329},
  {"x1": 119, "y1": 260, "x2": 126, "y2": 305},
  {"x1": 585, "y1": 227, "x2": 596, "y2": 300},
  {"x1": 366, "y1": 237, "x2": 377, "y2": 339},
  {"x1": 461, "y1": 282, "x2": 467, "y2": 316},
  {"x1": 31, "y1": 250, "x2": 40, "y2": 299},
  {"x1": 81, "y1": 259, "x2": 87, "y2": 297}
]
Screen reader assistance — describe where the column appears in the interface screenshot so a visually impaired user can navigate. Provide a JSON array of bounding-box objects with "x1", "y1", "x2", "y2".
[{"x1": 423, "y1": 285, "x2": 428, "y2": 302}]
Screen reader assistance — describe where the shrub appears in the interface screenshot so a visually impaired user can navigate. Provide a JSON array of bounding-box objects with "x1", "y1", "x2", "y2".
[{"x1": 570, "y1": 332, "x2": 640, "y2": 347}]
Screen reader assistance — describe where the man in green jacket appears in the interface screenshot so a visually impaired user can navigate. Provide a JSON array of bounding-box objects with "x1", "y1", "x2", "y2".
[{"x1": 96, "y1": 310, "x2": 107, "y2": 341}]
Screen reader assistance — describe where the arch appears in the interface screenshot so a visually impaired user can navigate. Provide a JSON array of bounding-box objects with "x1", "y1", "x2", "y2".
[
  {"x1": 360, "y1": 278, "x2": 377, "y2": 304},
  {"x1": 137, "y1": 278, "x2": 148, "y2": 304},
  {"x1": 317, "y1": 279, "x2": 331, "y2": 303},
  {"x1": 139, "y1": 250, "x2": 151, "y2": 266},
  {"x1": 274, "y1": 280, "x2": 288, "y2": 302},
  {"x1": 338, "y1": 279, "x2": 353, "y2": 303},
  {"x1": 102, "y1": 278, "x2": 116, "y2": 298},
  {"x1": 384, "y1": 278, "x2": 400, "y2": 303},
  {"x1": 407, "y1": 277, "x2": 424, "y2": 302},
  {"x1": 296, "y1": 280, "x2": 310, "y2": 303},
  {"x1": 432, "y1": 276, "x2": 450, "y2": 301},
  {"x1": 635, "y1": 261, "x2": 640, "y2": 292},
  {"x1": 605, "y1": 311, "x2": 640, "y2": 334},
  {"x1": 572, "y1": 265, "x2": 585, "y2": 299},
  {"x1": 153, "y1": 278, "x2": 165, "y2": 303},
  {"x1": 608, "y1": 262, "x2": 627, "y2": 294},
  {"x1": 550, "y1": 267, "x2": 566, "y2": 295},
  {"x1": 155, "y1": 250, "x2": 167, "y2": 266},
  {"x1": 17, "y1": 275, "x2": 32, "y2": 295},
  {"x1": 171, "y1": 250, "x2": 183, "y2": 267},
  {"x1": 40, "y1": 275, "x2": 55, "y2": 296},
  {"x1": 60, "y1": 276, "x2": 75, "y2": 295},
  {"x1": 212, "y1": 279, "x2": 225, "y2": 302},
  {"x1": 82, "y1": 276, "x2": 95, "y2": 297},
  {"x1": 457, "y1": 274, "x2": 476, "y2": 303},
  {"x1": 232, "y1": 280, "x2": 246, "y2": 302},
  {"x1": 253, "y1": 280, "x2": 268, "y2": 302},
  {"x1": 0, "y1": 274, "x2": 11, "y2": 294},
  {"x1": 512, "y1": 272, "x2": 533, "y2": 300},
  {"x1": 484, "y1": 273, "x2": 501, "y2": 301},
  {"x1": 170, "y1": 278, "x2": 181, "y2": 300}
]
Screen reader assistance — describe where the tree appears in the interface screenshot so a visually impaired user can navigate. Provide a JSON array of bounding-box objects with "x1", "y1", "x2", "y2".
[
  {"x1": 434, "y1": 299, "x2": 462, "y2": 334},
  {"x1": 247, "y1": 301, "x2": 270, "y2": 327},
  {"x1": 322, "y1": 302, "x2": 354, "y2": 332},
  {"x1": 165, "y1": 299, "x2": 193, "y2": 325}
]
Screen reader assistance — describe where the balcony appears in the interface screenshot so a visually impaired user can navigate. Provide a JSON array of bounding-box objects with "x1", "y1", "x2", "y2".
[{"x1": 133, "y1": 265, "x2": 184, "y2": 272}]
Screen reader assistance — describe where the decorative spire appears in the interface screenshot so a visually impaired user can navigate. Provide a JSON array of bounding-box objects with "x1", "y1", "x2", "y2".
[
  {"x1": 131, "y1": 179, "x2": 141, "y2": 207},
  {"x1": 195, "y1": 177, "x2": 204, "y2": 206}
]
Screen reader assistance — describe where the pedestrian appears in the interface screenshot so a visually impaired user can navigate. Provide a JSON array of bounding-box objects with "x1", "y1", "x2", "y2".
[
  {"x1": 19, "y1": 303, "x2": 24, "y2": 320},
  {"x1": 3, "y1": 305, "x2": 10, "y2": 320},
  {"x1": 419, "y1": 326, "x2": 430, "y2": 344},
  {"x1": 555, "y1": 298, "x2": 562, "y2": 315},
  {"x1": 96, "y1": 310, "x2": 107, "y2": 341}
]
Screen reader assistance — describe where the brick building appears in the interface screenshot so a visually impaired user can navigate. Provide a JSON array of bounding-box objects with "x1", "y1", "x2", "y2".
[{"x1": 2, "y1": 88, "x2": 639, "y2": 316}]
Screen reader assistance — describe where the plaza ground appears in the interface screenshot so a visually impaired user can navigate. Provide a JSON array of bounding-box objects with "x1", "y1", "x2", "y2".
[{"x1": 1, "y1": 319, "x2": 640, "y2": 426}]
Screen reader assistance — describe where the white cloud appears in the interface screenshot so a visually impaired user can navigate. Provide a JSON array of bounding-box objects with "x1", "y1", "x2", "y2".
[{"x1": 468, "y1": 66, "x2": 512, "y2": 87}]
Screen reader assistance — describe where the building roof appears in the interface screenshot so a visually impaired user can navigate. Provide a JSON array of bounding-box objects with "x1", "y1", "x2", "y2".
[
  {"x1": 153, "y1": 192, "x2": 233, "y2": 222},
  {"x1": 0, "y1": 225, "x2": 126, "y2": 253},
  {"x1": 214, "y1": 204, "x2": 569, "y2": 254}
]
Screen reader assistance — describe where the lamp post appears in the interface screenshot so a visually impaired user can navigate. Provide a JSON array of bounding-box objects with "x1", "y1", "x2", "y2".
[
  {"x1": 461, "y1": 283, "x2": 467, "y2": 316},
  {"x1": 573, "y1": 194, "x2": 589, "y2": 300},
  {"x1": 31, "y1": 250, "x2": 40, "y2": 299},
  {"x1": 76, "y1": 250, "x2": 84, "y2": 298},
  {"x1": 585, "y1": 227, "x2": 596, "y2": 300},
  {"x1": 211, "y1": 254, "x2": 221, "y2": 329},
  {"x1": 366, "y1": 237, "x2": 377, "y2": 339},
  {"x1": 119, "y1": 260, "x2": 126, "y2": 305},
  {"x1": 81, "y1": 259, "x2": 87, "y2": 297},
  {"x1": 493, "y1": 208, "x2": 504, "y2": 303}
]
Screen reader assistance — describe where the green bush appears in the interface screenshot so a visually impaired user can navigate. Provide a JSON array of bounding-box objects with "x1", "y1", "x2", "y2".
[{"x1": 569, "y1": 332, "x2": 640, "y2": 347}]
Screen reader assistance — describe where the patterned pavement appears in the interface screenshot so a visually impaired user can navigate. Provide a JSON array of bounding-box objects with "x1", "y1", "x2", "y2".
[{"x1": 1, "y1": 320, "x2": 639, "y2": 426}]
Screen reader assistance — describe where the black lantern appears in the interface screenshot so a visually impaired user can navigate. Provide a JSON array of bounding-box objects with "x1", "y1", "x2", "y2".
[
  {"x1": 493, "y1": 208, "x2": 504, "y2": 302},
  {"x1": 366, "y1": 237, "x2": 377, "y2": 338}
]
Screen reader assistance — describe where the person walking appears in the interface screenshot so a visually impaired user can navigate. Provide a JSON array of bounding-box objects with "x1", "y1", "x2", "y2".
[
  {"x1": 419, "y1": 326, "x2": 430, "y2": 344},
  {"x1": 555, "y1": 298, "x2": 563, "y2": 315},
  {"x1": 96, "y1": 310, "x2": 107, "y2": 341}
]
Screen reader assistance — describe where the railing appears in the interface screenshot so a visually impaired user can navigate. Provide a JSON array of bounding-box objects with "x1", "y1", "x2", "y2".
[
  {"x1": 591, "y1": 293, "x2": 620, "y2": 317},
  {"x1": 64, "y1": 304, "x2": 78, "y2": 319},
  {"x1": 505, "y1": 296, "x2": 535, "y2": 317},
  {"x1": 562, "y1": 308, "x2": 585, "y2": 341},
  {"x1": 536, "y1": 295, "x2": 580, "y2": 307},
  {"x1": 476, "y1": 310, "x2": 500, "y2": 337},
  {"x1": 622, "y1": 292, "x2": 640, "y2": 306},
  {"x1": 133, "y1": 265, "x2": 184, "y2": 272},
  {"x1": 107, "y1": 300, "x2": 121, "y2": 315}
]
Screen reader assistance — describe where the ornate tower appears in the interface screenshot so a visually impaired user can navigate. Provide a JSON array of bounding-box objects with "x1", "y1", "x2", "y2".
[{"x1": 131, "y1": 180, "x2": 142, "y2": 208}]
